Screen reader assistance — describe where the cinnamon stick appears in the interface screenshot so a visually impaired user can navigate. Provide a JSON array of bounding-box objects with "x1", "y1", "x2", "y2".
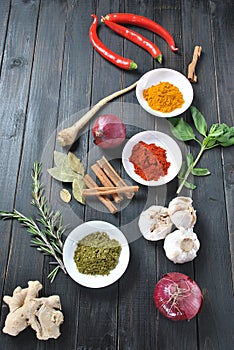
[
  {"x1": 97, "y1": 156, "x2": 134, "y2": 199},
  {"x1": 83, "y1": 174, "x2": 118, "y2": 214},
  {"x1": 82, "y1": 185, "x2": 139, "y2": 197},
  {"x1": 187, "y1": 46, "x2": 202, "y2": 83},
  {"x1": 91, "y1": 163, "x2": 123, "y2": 203}
]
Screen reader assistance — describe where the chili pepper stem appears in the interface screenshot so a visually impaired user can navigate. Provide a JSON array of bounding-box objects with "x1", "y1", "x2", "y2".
[
  {"x1": 157, "y1": 55, "x2": 162, "y2": 64},
  {"x1": 176, "y1": 145, "x2": 206, "y2": 194},
  {"x1": 130, "y1": 61, "x2": 138, "y2": 70}
]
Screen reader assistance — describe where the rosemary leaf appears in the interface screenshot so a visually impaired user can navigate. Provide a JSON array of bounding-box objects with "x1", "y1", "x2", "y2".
[
  {"x1": 48, "y1": 265, "x2": 60, "y2": 283},
  {"x1": 51, "y1": 241, "x2": 63, "y2": 255},
  {"x1": 30, "y1": 238, "x2": 46, "y2": 246}
]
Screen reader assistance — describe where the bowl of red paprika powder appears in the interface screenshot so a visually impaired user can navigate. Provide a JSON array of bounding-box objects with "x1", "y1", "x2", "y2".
[
  {"x1": 122, "y1": 130, "x2": 182, "y2": 186},
  {"x1": 136, "y1": 68, "x2": 193, "y2": 118}
]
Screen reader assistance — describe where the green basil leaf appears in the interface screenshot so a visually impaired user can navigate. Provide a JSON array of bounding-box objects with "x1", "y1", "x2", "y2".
[
  {"x1": 190, "y1": 106, "x2": 208, "y2": 136},
  {"x1": 178, "y1": 161, "x2": 186, "y2": 179},
  {"x1": 216, "y1": 132, "x2": 230, "y2": 144},
  {"x1": 184, "y1": 181, "x2": 197, "y2": 190},
  {"x1": 203, "y1": 137, "x2": 217, "y2": 149},
  {"x1": 169, "y1": 117, "x2": 196, "y2": 141},
  {"x1": 229, "y1": 126, "x2": 234, "y2": 135},
  {"x1": 187, "y1": 153, "x2": 194, "y2": 167},
  {"x1": 209, "y1": 123, "x2": 226, "y2": 138},
  {"x1": 216, "y1": 126, "x2": 234, "y2": 146},
  {"x1": 192, "y1": 168, "x2": 211, "y2": 176},
  {"x1": 219, "y1": 136, "x2": 234, "y2": 147}
]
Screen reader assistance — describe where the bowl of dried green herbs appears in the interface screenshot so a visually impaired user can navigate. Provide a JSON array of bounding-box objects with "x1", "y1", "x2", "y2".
[{"x1": 63, "y1": 221, "x2": 130, "y2": 288}]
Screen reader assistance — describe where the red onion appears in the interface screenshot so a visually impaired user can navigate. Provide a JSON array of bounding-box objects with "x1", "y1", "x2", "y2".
[
  {"x1": 92, "y1": 114, "x2": 126, "y2": 149},
  {"x1": 153, "y1": 272, "x2": 203, "y2": 321}
]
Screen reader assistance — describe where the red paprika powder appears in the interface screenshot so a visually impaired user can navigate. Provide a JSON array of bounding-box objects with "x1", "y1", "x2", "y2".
[{"x1": 129, "y1": 141, "x2": 170, "y2": 181}]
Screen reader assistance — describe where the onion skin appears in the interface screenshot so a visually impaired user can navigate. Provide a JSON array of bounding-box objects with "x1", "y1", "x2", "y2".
[
  {"x1": 92, "y1": 114, "x2": 126, "y2": 149},
  {"x1": 153, "y1": 272, "x2": 203, "y2": 321}
]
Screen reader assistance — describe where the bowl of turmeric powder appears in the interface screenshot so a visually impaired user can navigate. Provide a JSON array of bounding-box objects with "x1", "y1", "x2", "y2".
[{"x1": 136, "y1": 68, "x2": 193, "y2": 118}]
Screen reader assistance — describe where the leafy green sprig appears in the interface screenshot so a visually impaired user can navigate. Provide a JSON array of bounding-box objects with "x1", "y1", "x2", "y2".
[
  {"x1": 169, "y1": 106, "x2": 234, "y2": 194},
  {"x1": 0, "y1": 162, "x2": 67, "y2": 282}
]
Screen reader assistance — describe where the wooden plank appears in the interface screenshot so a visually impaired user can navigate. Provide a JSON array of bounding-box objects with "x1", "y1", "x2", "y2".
[
  {"x1": 182, "y1": 1, "x2": 234, "y2": 350},
  {"x1": 117, "y1": 1, "x2": 160, "y2": 349},
  {"x1": 210, "y1": 0, "x2": 234, "y2": 281},
  {"x1": 74, "y1": 1, "x2": 124, "y2": 349},
  {"x1": 147, "y1": 1, "x2": 197, "y2": 349},
  {"x1": 0, "y1": 2, "x2": 40, "y2": 346},
  {"x1": 0, "y1": 2, "x2": 233, "y2": 350},
  {"x1": 0, "y1": 0, "x2": 68, "y2": 349},
  {"x1": 43, "y1": 1, "x2": 101, "y2": 349},
  {"x1": 0, "y1": 0, "x2": 10, "y2": 67}
]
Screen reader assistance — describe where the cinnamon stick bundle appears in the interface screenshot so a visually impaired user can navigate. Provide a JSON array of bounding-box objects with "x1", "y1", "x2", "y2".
[
  {"x1": 83, "y1": 157, "x2": 137, "y2": 214},
  {"x1": 97, "y1": 156, "x2": 134, "y2": 199},
  {"x1": 83, "y1": 174, "x2": 118, "y2": 214},
  {"x1": 91, "y1": 163, "x2": 123, "y2": 203}
]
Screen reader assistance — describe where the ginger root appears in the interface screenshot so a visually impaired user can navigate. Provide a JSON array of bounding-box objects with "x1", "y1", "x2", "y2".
[{"x1": 3, "y1": 280, "x2": 64, "y2": 340}]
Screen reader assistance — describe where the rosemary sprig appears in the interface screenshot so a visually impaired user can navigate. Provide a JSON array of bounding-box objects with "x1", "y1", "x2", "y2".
[{"x1": 0, "y1": 162, "x2": 67, "y2": 283}]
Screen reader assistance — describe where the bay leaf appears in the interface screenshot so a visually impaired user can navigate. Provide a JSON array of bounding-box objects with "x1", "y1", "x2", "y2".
[
  {"x1": 68, "y1": 152, "x2": 84, "y2": 175},
  {"x1": 47, "y1": 166, "x2": 79, "y2": 182},
  {"x1": 72, "y1": 178, "x2": 85, "y2": 205},
  {"x1": 54, "y1": 151, "x2": 68, "y2": 167},
  {"x1": 60, "y1": 189, "x2": 71, "y2": 203}
]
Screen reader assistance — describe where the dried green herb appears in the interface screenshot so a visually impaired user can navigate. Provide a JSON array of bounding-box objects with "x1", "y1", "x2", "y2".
[
  {"x1": 72, "y1": 178, "x2": 85, "y2": 204},
  {"x1": 169, "y1": 106, "x2": 234, "y2": 193},
  {"x1": 68, "y1": 152, "x2": 84, "y2": 175},
  {"x1": 54, "y1": 150, "x2": 67, "y2": 167},
  {"x1": 48, "y1": 151, "x2": 85, "y2": 204},
  {"x1": 0, "y1": 162, "x2": 67, "y2": 282},
  {"x1": 74, "y1": 231, "x2": 122, "y2": 275},
  {"x1": 47, "y1": 166, "x2": 78, "y2": 182},
  {"x1": 60, "y1": 189, "x2": 71, "y2": 203}
]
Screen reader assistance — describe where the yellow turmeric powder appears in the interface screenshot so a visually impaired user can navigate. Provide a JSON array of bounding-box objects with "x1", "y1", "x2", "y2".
[{"x1": 143, "y1": 81, "x2": 185, "y2": 113}]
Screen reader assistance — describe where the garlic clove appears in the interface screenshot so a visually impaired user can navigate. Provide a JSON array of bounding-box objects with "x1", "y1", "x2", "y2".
[
  {"x1": 138, "y1": 205, "x2": 173, "y2": 241},
  {"x1": 163, "y1": 228, "x2": 200, "y2": 264},
  {"x1": 168, "y1": 196, "x2": 197, "y2": 229}
]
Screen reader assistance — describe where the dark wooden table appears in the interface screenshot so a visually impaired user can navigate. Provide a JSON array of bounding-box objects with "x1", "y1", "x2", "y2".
[{"x1": 0, "y1": 1, "x2": 233, "y2": 349}]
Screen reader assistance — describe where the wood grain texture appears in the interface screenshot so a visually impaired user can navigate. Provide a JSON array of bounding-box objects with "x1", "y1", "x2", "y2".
[
  {"x1": 210, "y1": 0, "x2": 234, "y2": 284},
  {"x1": 0, "y1": 1, "x2": 233, "y2": 350},
  {"x1": 0, "y1": 0, "x2": 10, "y2": 69},
  {"x1": 182, "y1": 1, "x2": 234, "y2": 349}
]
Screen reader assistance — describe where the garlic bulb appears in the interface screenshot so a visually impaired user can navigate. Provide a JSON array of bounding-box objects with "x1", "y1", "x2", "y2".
[
  {"x1": 168, "y1": 196, "x2": 196, "y2": 229},
  {"x1": 138, "y1": 205, "x2": 173, "y2": 241},
  {"x1": 163, "y1": 228, "x2": 200, "y2": 264}
]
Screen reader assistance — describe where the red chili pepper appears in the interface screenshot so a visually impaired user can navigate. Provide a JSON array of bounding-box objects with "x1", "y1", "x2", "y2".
[
  {"x1": 104, "y1": 13, "x2": 178, "y2": 52},
  {"x1": 102, "y1": 16, "x2": 162, "y2": 63},
  {"x1": 89, "y1": 14, "x2": 137, "y2": 70}
]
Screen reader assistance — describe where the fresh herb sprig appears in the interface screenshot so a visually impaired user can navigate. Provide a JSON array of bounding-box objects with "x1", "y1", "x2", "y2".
[
  {"x1": 169, "y1": 106, "x2": 234, "y2": 194},
  {"x1": 0, "y1": 162, "x2": 67, "y2": 282}
]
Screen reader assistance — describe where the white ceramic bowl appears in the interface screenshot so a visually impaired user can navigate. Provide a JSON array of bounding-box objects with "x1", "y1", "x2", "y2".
[
  {"x1": 122, "y1": 130, "x2": 182, "y2": 186},
  {"x1": 136, "y1": 68, "x2": 193, "y2": 118},
  {"x1": 63, "y1": 221, "x2": 130, "y2": 288}
]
